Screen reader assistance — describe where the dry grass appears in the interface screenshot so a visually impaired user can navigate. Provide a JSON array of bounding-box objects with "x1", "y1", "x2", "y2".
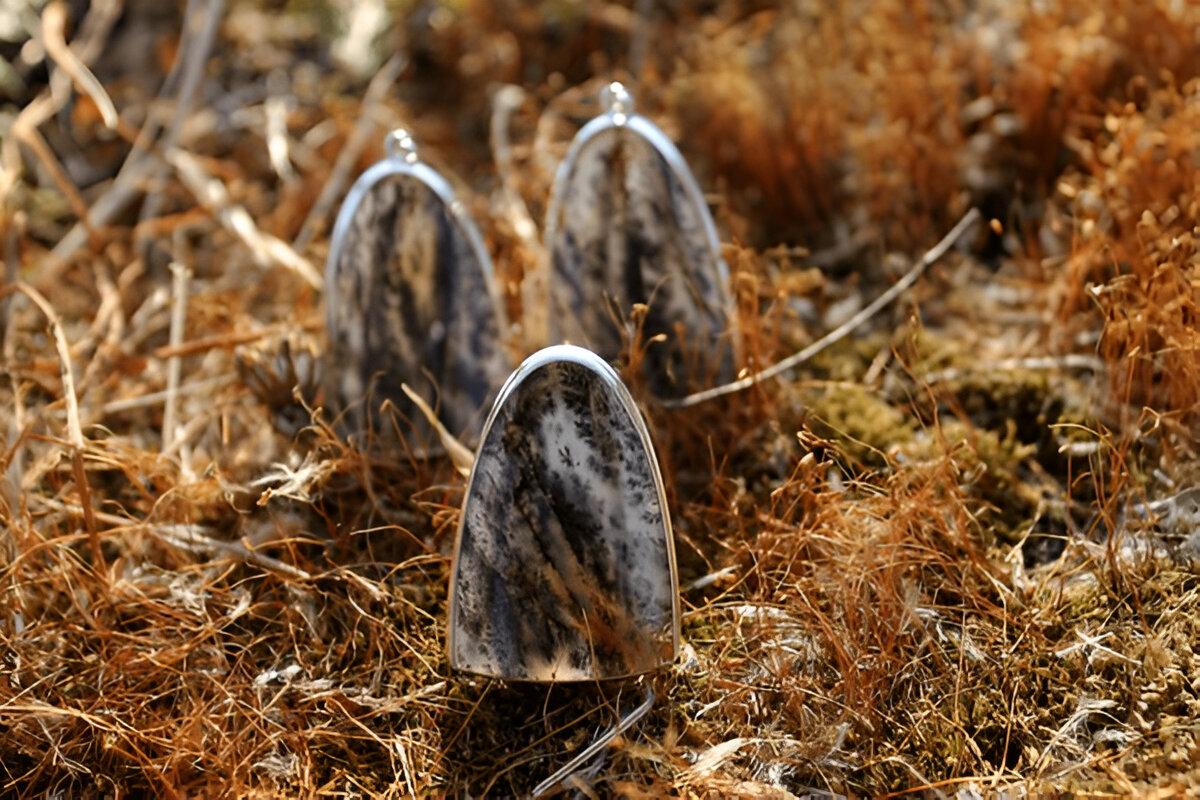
[{"x1": 2, "y1": 0, "x2": 1200, "y2": 796}]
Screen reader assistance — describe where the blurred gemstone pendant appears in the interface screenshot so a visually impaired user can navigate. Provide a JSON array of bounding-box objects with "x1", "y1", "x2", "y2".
[
  {"x1": 448, "y1": 344, "x2": 679, "y2": 682},
  {"x1": 324, "y1": 129, "x2": 510, "y2": 444},
  {"x1": 544, "y1": 82, "x2": 736, "y2": 399}
]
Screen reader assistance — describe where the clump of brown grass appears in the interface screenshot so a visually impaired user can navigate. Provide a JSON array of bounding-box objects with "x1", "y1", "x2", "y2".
[
  {"x1": 663, "y1": 0, "x2": 1200, "y2": 258},
  {"x1": 667, "y1": 7, "x2": 853, "y2": 248},
  {"x1": 1056, "y1": 80, "x2": 1200, "y2": 435}
]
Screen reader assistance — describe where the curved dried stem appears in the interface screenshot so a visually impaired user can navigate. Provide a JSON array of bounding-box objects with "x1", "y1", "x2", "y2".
[{"x1": 665, "y1": 208, "x2": 981, "y2": 408}]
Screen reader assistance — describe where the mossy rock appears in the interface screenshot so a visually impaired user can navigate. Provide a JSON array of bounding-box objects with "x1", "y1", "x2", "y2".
[{"x1": 807, "y1": 332, "x2": 891, "y2": 382}]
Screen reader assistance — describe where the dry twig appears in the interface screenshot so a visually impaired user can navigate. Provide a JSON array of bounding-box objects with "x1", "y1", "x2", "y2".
[
  {"x1": 292, "y1": 53, "x2": 406, "y2": 253},
  {"x1": 162, "y1": 261, "x2": 192, "y2": 452},
  {"x1": 40, "y1": 1, "x2": 119, "y2": 130},
  {"x1": 167, "y1": 148, "x2": 323, "y2": 288}
]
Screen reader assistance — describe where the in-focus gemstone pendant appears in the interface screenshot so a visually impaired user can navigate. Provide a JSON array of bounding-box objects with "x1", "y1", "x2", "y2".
[
  {"x1": 544, "y1": 82, "x2": 736, "y2": 399},
  {"x1": 324, "y1": 129, "x2": 511, "y2": 444},
  {"x1": 448, "y1": 344, "x2": 679, "y2": 682}
]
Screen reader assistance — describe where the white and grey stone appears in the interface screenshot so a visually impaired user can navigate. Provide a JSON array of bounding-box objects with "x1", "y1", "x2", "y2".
[{"x1": 448, "y1": 345, "x2": 679, "y2": 681}]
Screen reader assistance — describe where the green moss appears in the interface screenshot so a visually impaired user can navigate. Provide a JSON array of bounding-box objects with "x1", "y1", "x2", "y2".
[
  {"x1": 800, "y1": 382, "x2": 916, "y2": 468},
  {"x1": 807, "y1": 332, "x2": 891, "y2": 382},
  {"x1": 896, "y1": 326, "x2": 965, "y2": 376}
]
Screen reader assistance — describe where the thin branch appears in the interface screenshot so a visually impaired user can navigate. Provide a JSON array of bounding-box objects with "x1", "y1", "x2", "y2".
[
  {"x1": 98, "y1": 374, "x2": 236, "y2": 416},
  {"x1": 162, "y1": 261, "x2": 192, "y2": 452},
  {"x1": 157, "y1": 524, "x2": 316, "y2": 582},
  {"x1": 32, "y1": 497, "x2": 314, "y2": 581},
  {"x1": 167, "y1": 148, "x2": 323, "y2": 289},
  {"x1": 627, "y1": 0, "x2": 655, "y2": 90},
  {"x1": 265, "y1": 90, "x2": 297, "y2": 182},
  {"x1": 136, "y1": 0, "x2": 226, "y2": 257},
  {"x1": 0, "y1": 95, "x2": 57, "y2": 209},
  {"x1": 400, "y1": 383, "x2": 475, "y2": 477},
  {"x1": 0, "y1": 0, "x2": 122, "y2": 210},
  {"x1": 918, "y1": 354, "x2": 1105, "y2": 386},
  {"x1": 37, "y1": 0, "x2": 219, "y2": 284},
  {"x1": 5, "y1": 282, "x2": 84, "y2": 449},
  {"x1": 531, "y1": 685, "x2": 656, "y2": 797},
  {"x1": 40, "y1": 1, "x2": 119, "y2": 129},
  {"x1": 663, "y1": 208, "x2": 981, "y2": 409},
  {"x1": 490, "y1": 84, "x2": 541, "y2": 250},
  {"x1": 292, "y1": 53, "x2": 406, "y2": 253},
  {"x1": 39, "y1": 157, "x2": 154, "y2": 284},
  {"x1": 4, "y1": 282, "x2": 103, "y2": 569},
  {"x1": 13, "y1": 122, "x2": 94, "y2": 232}
]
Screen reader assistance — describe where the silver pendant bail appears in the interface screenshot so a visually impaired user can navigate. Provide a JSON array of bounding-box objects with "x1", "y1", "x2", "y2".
[
  {"x1": 600, "y1": 81, "x2": 635, "y2": 123},
  {"x1": 384, "y1": 128, "x2": 420, "y2": 163}
]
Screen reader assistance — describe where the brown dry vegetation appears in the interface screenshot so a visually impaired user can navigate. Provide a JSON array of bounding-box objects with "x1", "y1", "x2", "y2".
[{"x1": 2, "y1": 0, "x2": 1200, "y2": 797}]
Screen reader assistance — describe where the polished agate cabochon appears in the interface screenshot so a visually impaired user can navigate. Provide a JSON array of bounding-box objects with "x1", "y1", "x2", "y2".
[
  {"x1": 546, "y1": 123, "x2": 735, "y2": 398},
  {"x1": 449, "y1": 345, "x2": 679, "y2": 681},
  {"x1": 324, "y1": 162, "x2": 510, "y2": 443}
]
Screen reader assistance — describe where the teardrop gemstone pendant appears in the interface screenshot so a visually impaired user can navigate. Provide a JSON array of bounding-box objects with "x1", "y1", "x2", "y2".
[
  {"x1": 324, "y1": 129, "x2": 511, "y2": 443},
  {"x1": 448, "y1": 344, "x2": 679, "y2": 682},
  {"x1": 544, "y1": 82, "x2": 736, "y2": 399}
]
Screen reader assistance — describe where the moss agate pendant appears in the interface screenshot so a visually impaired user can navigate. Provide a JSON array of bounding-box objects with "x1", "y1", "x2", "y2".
[
  {"x1": 544, "y1": 82, "x2": 736, "y2": 399},
  {"x1": 324, "y1": 129, "x2": 511, "y2": 443},
  {"x1": 448, "y1": 345, "x2": 679, "y2": 682}
]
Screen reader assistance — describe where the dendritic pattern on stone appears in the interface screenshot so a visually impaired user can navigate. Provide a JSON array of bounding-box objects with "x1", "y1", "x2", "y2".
[
  {"x1": 449, "y1": 345, "x2": 679, "y2": 682},
  {"x1": 324, "y1": 138, "x2": 510, "y2": 444},
  {"x1": 545, "y1": 84, "x2": 735, "y2": 399}
]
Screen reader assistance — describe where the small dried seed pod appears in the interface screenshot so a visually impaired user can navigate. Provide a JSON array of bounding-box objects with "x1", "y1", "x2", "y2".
[
  {"x1": 236, "y1": 331, "x2": 321, "y2": 438},
  {"x1": 324, "y1": 129, "x2": 511, "y2": 445},
  {"x1": 448, "y1": 345, "x2": 679, "y2": 682},
  {"x1": 544, "y1": 82, "x2": 737, "y2": 399}
]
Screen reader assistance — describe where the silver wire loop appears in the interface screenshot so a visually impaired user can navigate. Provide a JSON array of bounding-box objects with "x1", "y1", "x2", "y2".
[
  {"x1": 385, "y1": 128, "x2": 419, "y2": 163},
  {"x1": 531, "y1": 684, "x2": 656, "y2": 797},
  {"x1": 600, "y1": 81, "x2": 634, "y2": 123}
]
